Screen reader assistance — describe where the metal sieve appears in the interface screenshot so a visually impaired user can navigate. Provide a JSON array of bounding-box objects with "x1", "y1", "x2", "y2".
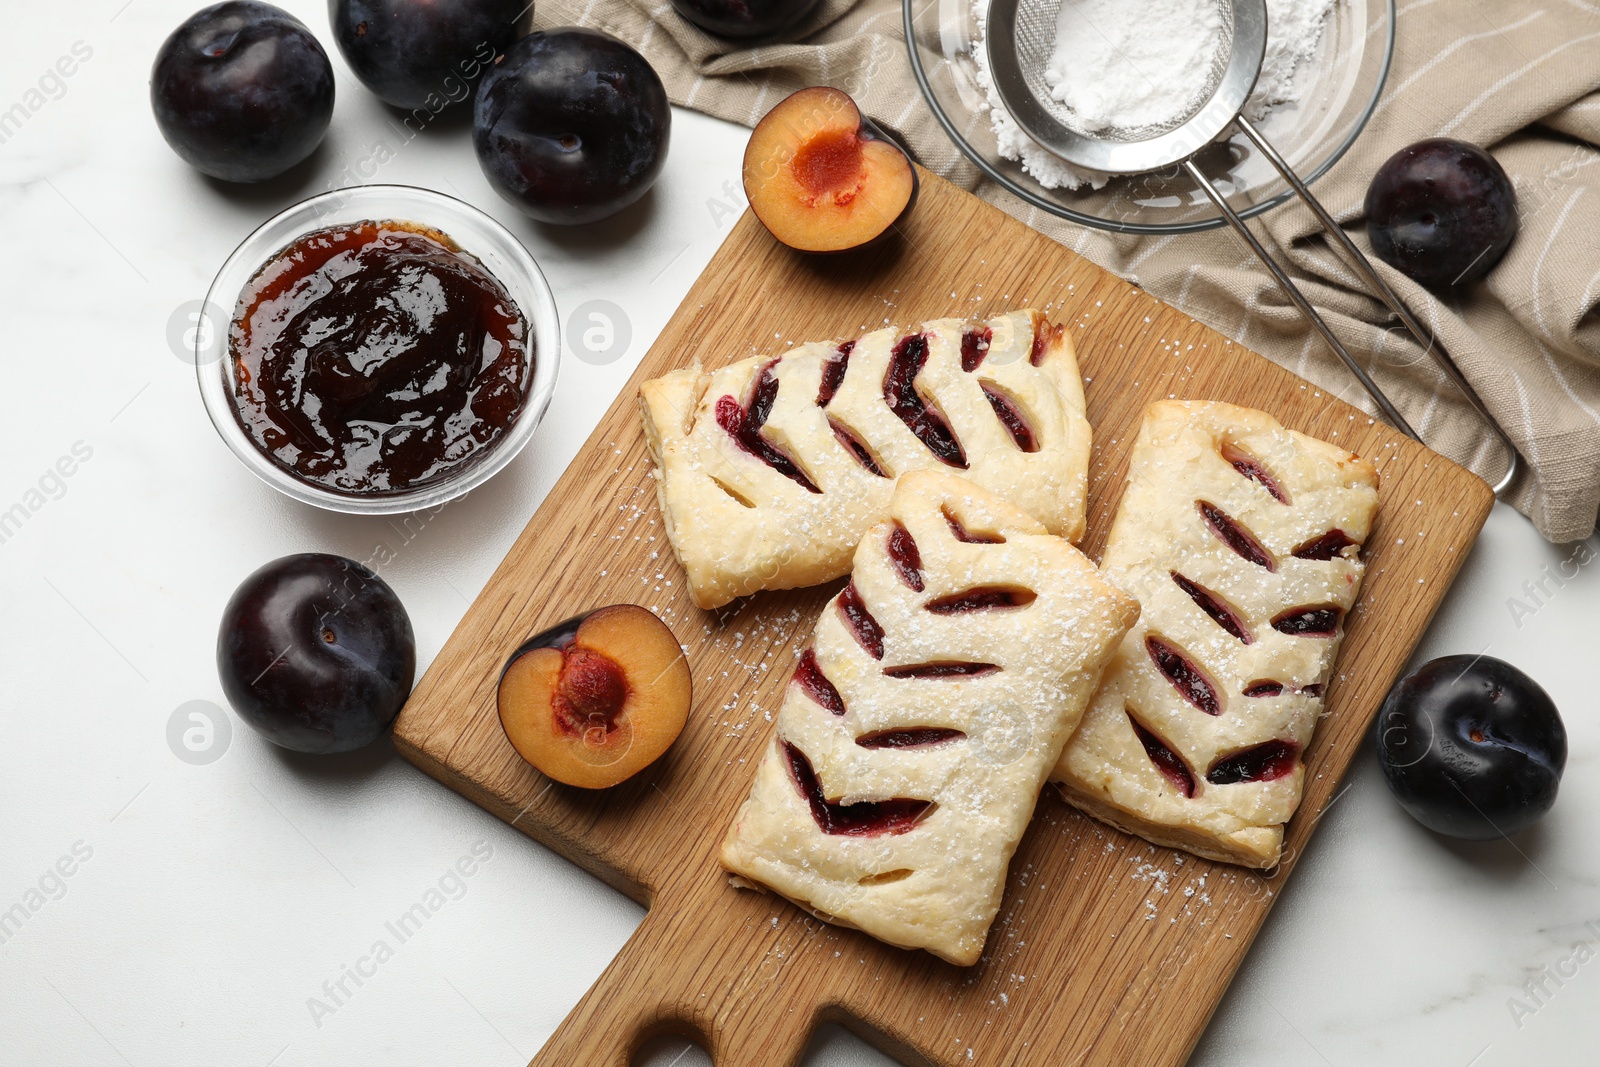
[{"x1": 985, "y1": 0, "x2": 1520, "y2": 493}]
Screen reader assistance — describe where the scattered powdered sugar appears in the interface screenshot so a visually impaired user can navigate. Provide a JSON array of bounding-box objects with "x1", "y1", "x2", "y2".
[{"x1": 973, "y1": 0, "x2": 1338, "y2": 190}]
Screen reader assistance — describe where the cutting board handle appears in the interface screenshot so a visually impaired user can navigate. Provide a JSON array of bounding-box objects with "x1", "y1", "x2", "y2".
[{"x1": 530, "y1": 909, "x2": 821, "y2": 1066}]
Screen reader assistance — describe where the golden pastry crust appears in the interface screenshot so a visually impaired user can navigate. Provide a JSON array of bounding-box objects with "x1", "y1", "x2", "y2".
[
  {"x1": 721, "y1": 470, "x2": 1138, "y2": 965},
  {"x1": 1053, "y1": 400, "x2": 1379, "y2": 869},
  {"x1": 640, "y1": 310, "x2": 1090, "y2": 609}
]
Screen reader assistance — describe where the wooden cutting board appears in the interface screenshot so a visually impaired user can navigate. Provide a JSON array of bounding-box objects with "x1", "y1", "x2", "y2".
[{"x1": 392, "y1": 166, "x2": 1493, "y2": 1067}]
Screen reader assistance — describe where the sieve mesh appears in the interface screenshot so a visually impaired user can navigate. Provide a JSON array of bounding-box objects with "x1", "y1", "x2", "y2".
[{"x1": 1010, "y1": 0, "x2": 1236, "y2": 142}]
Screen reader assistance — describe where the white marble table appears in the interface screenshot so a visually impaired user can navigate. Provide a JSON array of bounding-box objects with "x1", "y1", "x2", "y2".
[{"x1": 2, "y1": 2, "x2": 1594, "y2": 1064}]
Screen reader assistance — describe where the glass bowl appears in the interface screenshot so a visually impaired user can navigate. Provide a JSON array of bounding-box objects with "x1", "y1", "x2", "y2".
[
  {"x1": 197, "y1": 185, "x2": 560, "y2": 515},
  {"x1": 904, "y1": 0, "x2": 1395, "y2": 234}
]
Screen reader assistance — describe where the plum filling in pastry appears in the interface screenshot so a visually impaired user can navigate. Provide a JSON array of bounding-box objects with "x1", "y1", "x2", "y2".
[
  {"x1": 960, "y1": 326, "x2": 991, "y2": 371},
  {"x1": 924, "y1": 587, "x2": 1035, "y2": 614},
  {"x1": 1271, "y1": 605, "x2": 1343, "y2": 637},
  {"x1": 855, "y1": 727, "x2": 965, "y2": 749},
  {"x1": 816, "y1": 340, "x2": 854, "y2": 406},
  {"x1": 885, "y1": 333, "x2": 968, "y2": 468},
  {"x1": 1242, "y1": 680, "x2": 1284, "y2": 698},
  {"x1": 883, "y1": 661, "x2": 999, "y2": 679},
  {"x1": 981, "y1": 384, "x2": 1039, "y2": 452},
  {"x1": 1220, "y1": 442, "x2": 1288, "y2": 503},
  {"x1": 793, "y1": 648, "x2": 846, "y2": 715},
  {"x1": 1170, "y1": 571, "x2": 1252, "y2": 643},
  {"x1": 944, "y1": 506, "x2": 1004, "y2": 544},
  {"x1": 716, "y1": 361, "x2": 821, "y2": 493},
  {"x1": 1300, "y1": 683, "x2": 1323, "y2": 696},
  {"x1": 1030, "y1": 320, "x2": 1064, "y2": 367},
  {"x1": 1207, "y1": 740, "x2": 1300, "y2": 785},
  {"x1": 838, "y1": 581, "x2": 886, "y2": 659},
  {"x1": 1146, "y1": 635, "x2": 1221, "y2": 715},
  {"x1": 1129, "y1": 715, "x2": 1196, "y2": 798},
  {"x1": 721, "y1": 470, "x2": 1138, "y2": 965},
  {"x1": 886, "y1": 523, "x2": 924, "y2": 591},
  {"x1": 830, "y1": 418, "x2": 890, "y2": 477},
  {"x1": 1292, "y1": 529, "x2": 1360, "y2": 561},
  {"x1": 1197, "y1": 500, "x2": 1275, "y2": 571},
  {"x1": 784, "y1": 741, "x2": 932, "y2": 836}
]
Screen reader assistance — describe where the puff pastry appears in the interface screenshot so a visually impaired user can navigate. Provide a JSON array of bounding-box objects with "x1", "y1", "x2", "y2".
[
  {"x1": 640, "y1": 310, "x2": 1089, "y2": 609},
  {"x1": 721, "y1": 470, "x2": 1138, "y2": 965},
  {"x1": 1053, "y1": 401, "x2": 1379, "y2": 868}
]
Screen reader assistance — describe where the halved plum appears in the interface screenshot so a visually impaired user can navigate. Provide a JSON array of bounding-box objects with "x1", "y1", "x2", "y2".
[
  {"x1": 497, "y1": 605, "x2": 691, "y2": 788},
  {"x1": 744, "y1": 87, "x2": 918, "y2": 253}
]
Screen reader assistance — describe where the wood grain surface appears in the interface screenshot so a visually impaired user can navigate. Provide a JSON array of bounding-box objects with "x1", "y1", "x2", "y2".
[{"x1": 392, "y1": 166, "x2": 1495, "y2": 1067}]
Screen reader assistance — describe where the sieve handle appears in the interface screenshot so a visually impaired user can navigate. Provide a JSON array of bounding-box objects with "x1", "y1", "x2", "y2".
[
  {"x1": 1181, "y1": 159, "x2": 1420, "y2": 435},
  {"x1": 1232, "y1": 116, "x2": 1521, "y2": 495}
]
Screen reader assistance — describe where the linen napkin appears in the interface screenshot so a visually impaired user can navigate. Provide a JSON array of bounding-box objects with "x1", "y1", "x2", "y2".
[{"x1": 540, "y1": 0, "x2": 1600, "y2": 542}]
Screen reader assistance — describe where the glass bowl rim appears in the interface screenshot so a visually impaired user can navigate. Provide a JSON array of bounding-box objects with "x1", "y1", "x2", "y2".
[
  {"x1": 902, "y1": 0, "x2": 1397, "y2": 235},
  {"x1": 196, "y1": 183, "x2": 561, "y2": 516}
]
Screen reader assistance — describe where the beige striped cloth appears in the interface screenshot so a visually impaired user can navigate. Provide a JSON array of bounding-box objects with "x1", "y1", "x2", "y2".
[{"x1": 543, "y1": 0, "x2": 1600, "y2": 542}]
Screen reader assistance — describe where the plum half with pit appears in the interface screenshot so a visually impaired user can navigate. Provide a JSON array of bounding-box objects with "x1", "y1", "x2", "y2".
[
  {"x1": 151, "y1": 1, "x2": 335, "y2": 182},
  {"x1": 744, "y1": 87, "x2": 918, "y2": 253},
  {"x1": 473, "y1": 29, "x2": 671, "y2": 225},
  {"x1": 1377, "y1": 654, "x2": 1565, "y2": 840},
  {"x1": 1365, "y1": 138, "x2": 1518, "y2": 288},
  {"x1": 670, "y1": 0, "x2": 821, "y2": 38},
  {"x1": 497, "y1": 605, "x2": 691, "y2": 788},
  {"x1": 329, "y1": 0, "x2": 532, "y2": 111},
  {"x1": 218, "y1": 554, "x2": 415, "y2": 753}
]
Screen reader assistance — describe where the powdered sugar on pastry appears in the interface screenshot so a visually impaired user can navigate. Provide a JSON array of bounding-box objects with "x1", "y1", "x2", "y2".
[
  {"x1": 639, "y1": 310, "x2": 1090, "y2": 610},
  {"x1": 1052, "y1": 400, "x2": 1378, "y2": 869},
  {"x1": 721, "y1": 470, "x2": 1138, "y2": 965}
]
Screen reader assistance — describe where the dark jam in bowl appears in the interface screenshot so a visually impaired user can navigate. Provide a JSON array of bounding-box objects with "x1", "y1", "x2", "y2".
[{"x1": 228, "y1": 220, "x2": 531, "y2": 496}]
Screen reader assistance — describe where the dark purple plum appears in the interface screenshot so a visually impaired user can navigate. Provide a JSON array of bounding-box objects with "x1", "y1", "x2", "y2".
[
  {"x1": 473, "y1": 28, "x2": 670, "y2": 225},
  {"x1": 1365, "y1": 138, "x2": 1518, "y2": 288},
  {"x1": 328, "y1": 0, "x2": 531, "y2": 111},
  {"x1": 1377, "y1": 655, "x2": 1565, "y2": 840},
  {"x1": 218, "y1": 554, "x2": 415, "y2": 754},
  {"x1": 669, "y1": 0, "x2": 821, "y2": 38},
  {"x1": 151, "y1": 1, "x2": 335, "y2": 183}
]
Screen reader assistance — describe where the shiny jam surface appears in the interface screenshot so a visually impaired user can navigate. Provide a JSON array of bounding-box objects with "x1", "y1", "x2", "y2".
[{"x1": 228, "y1": 220, "x2": 530, "y2": 495}]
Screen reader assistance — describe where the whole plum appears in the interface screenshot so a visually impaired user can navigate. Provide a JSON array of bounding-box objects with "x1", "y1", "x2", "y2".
[
  {"x1": 151, "y1": 1, "x2": 335, "y2": 182},
  {"x1": 218, "y1": 554, "x2": 415, "y2": 753},
  {"x1": 1365, "y1": 138, "x2": 1518, "y2": 289},
  {"x1": 1377, "y1": 655, "x2": 1565, "y2": 840},
  {"x1": 328, "y1": 0, "x2": 532, "y2": 111},
  {"x1": 473, "y1": 29, "x2": 671, "y2": 225},
  {"x1": 670, "y1": 0, "x2": 821, "y2": 38}
]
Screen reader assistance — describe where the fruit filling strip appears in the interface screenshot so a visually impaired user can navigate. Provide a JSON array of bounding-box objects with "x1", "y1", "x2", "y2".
[
  {"x1": 783, "y1": 741, "x2": 933, "y2": 836},
  {"x1": 855, "y1": 727, "x2": 966, "y2": 749},
  {"x1": 1271, "y1": 605, "x2": 1342, "y2": 637},
  {"x1": 1206, "y1": 739, "x2": 1299, "y2": 785},
  {"x1": 960, "y1": 326, "x2": 991, "y2": 371},
  {"x1": 838, "y1": 581, "x2": 886, "y2": 660},
  {"x1": 1219, "y1": 442, "x2": 1288, "y2": 503},
  {"x1": 1292, "y1": 528, "x2": 1360, "y2": 561},
  {"x1": 1197, "y1": 500, "x2": 1275, "y2": 571},
  {"x1": 1146, "y1": 635, "x2": 1221, "y2": 716},
  {"x1": 884, "y1": 333, "x2": 969, "y2": 468},
  {"x1": 1129, "y1": 713, "x2": 1196, "y2": 798},
  {"x1": 886, "y1": 523, "x2": 925, "y2": 591},
  {"x1": 924, "y1": 587, "x2": 1035, "y2": 614},
  {"x1": 1170, "y1": 571, "x2": 1252, "y2": 643},
  {"x1": 793, "y1": 648, "x2": 847, "y2": 715},
  {"x1": 980, "y1": 384, "x2": 1039, "y2": 452},
  {"x1": 716, "y1": 360, "x2": 822, "y2": 493}
]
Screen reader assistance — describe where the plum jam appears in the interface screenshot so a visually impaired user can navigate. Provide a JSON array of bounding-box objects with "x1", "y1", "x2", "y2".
[{"x1": 228, "y1": 220, "x2": 530, "y2": 495}]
